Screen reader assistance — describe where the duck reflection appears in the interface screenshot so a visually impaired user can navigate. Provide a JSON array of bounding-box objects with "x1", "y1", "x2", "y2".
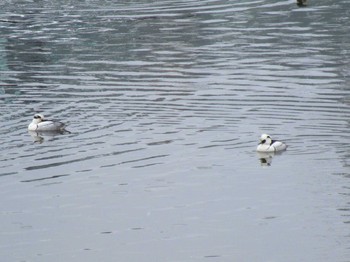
[
  {"x1": 257, "y1": 151, "x2": 287, "y2": 167},
  {"x1": 28, "y1": 130, "x2": 67, "y2": 143},
  {"x1": 257, "y1": 152, "x2": 274, "y2": 166}
]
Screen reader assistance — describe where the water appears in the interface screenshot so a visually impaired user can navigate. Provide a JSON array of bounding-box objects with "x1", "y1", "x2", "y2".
[{"x1": 1, "y1": 0, "x2": 350, "y2": 261}]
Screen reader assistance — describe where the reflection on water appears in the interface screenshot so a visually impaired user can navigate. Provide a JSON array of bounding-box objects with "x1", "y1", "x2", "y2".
[
  {"x1": 28, "y1": 130, "x2": 69, "y2": 144},
  {"x1": 1, "y1": 0, "x2": 350, "y2": 261},
  {"x1": 257, "y1": 152, "x2": 275, "y2": 167}
]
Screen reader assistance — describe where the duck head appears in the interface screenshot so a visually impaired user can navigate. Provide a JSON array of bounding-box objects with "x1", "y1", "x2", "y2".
[
  {"x1": 259, "y1": 134, "x2": 272, "y2": 145},
  {"x1": 32, "y1": 114, "x2": 44, "y2": 124}
]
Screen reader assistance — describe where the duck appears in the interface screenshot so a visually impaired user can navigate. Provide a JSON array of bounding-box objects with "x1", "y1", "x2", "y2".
[
  {"x1": 28, "y1": 114, "x2": 66, "y2": 131},
  {"x1": 296, "y1": 0, "x2": 307, "y2": 7},
  {"x1": 256, "y1": 134, "x2": 287, "y2": 152}
]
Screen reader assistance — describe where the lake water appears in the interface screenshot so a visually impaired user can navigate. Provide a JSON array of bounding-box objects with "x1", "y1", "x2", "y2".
[{"x1": 1, "y1": 0, "x2": 350, "y2": 261}]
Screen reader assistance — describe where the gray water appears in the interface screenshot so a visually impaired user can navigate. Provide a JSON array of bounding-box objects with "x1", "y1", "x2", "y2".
[{"x1": 1, "y1": 0, "x2": 350, "y2": 261}]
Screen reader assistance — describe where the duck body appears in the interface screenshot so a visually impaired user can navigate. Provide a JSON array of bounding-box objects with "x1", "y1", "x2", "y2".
[
  {"x1": 256, "y1": 134, "x2": 287, "y2": 152},
  {"x1": 28, "y1": 114, "x2": 66, "y2": 131}
]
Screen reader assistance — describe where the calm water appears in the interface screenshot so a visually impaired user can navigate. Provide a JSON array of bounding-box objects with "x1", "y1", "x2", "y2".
[{"x1": 1, "y1": 0, "x2": 350, "y2": 261}]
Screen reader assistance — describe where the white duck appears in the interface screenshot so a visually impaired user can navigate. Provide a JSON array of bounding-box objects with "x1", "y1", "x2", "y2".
[
  {"x1": 28, "y1": 114, "x2": 66, "y2": 131},
  {"x1": 256, "y1": 134, "x2": 287, "y2": 152}
]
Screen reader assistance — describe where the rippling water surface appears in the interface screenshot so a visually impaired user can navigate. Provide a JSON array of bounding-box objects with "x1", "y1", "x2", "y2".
[{"x1": 1, "y1": 0, "x2": 350, "y2": 261}]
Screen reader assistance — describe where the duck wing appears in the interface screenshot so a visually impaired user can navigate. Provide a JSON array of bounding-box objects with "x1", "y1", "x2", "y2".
[
  {"x1": 272, "y1": 141, "x2": 287, "y2": 151},
  {"x1": 39, "y1": 120, "x2": 66, "y2": 131}
]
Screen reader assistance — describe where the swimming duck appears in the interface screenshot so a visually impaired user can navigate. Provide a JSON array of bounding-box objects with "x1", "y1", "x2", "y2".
[
  {"x1": 296, "y1": 0, "x2": 307, "y2": 7},
  {"x1": 256, "y1": 134, "x2": 287, "y2": 152},
  {"x1": 28, "y1": 114, "x2": 66, "y2": 131}
]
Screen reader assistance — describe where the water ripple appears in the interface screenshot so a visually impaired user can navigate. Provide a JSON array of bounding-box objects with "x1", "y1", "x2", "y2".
[{"x1": 0, "y1": 0, "x2": 349, "y2": 175}]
